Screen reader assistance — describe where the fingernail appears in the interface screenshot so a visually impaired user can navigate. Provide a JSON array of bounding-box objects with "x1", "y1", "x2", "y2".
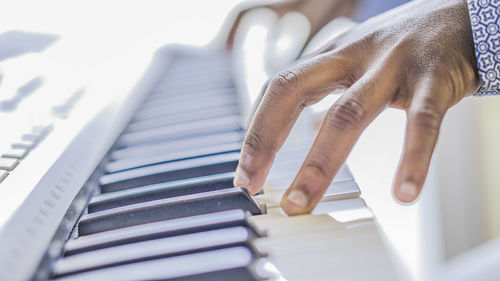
[
  {"x1": 398, "y1": 182, "x2": 418, "y2": 202},
  {"x1": 234, "y1": 166, "x2": 251, "y2": 188},
  {"x1": 286, "y1": 190, "x2": 308, "y2": 208}
]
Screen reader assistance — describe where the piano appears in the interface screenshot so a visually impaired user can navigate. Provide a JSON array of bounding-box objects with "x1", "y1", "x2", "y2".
[{"x1": 0, "y1": 10, "x2": 397, "y2": 281}]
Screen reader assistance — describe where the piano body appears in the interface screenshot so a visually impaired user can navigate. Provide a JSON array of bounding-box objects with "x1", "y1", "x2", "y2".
[{"x1": 0, "y1": 6, "x2": 398, "y2": 281}]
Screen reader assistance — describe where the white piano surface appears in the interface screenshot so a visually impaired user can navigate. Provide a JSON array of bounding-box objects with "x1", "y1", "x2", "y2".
[{"x1": 2, "y1": 1, "x2": 500, "y2": 281}]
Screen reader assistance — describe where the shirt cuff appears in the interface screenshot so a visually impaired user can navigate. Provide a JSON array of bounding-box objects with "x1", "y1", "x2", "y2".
[{"x1": 466, "y1": 0, "x2": 500, "y2": 96}]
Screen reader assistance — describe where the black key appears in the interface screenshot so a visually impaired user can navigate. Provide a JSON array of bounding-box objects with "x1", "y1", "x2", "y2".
[
  {"x1": 78, "y1": 187, "x2": 261, "y2": 235},
  {"x1": 110, "y1": 131, "x2": 243, "y2": 161},
  {"x1": 99, "y1": 152, "x2": 240, "y2": 193},
  {"x1": 51, "y1": 247, "x2": 262, "y2": 281},
  {"x1": 106, "y1": 142, "x2": 241, "y2": 173},
  {"x1": 64, "y1": 209, "x2": 263, "y2": 256},
  {"x1": 89, "y1": 172, "x2": 235, "y2": 213},
  {"x1": 125, "y1": 105, "x2": 239, "y2": 133},
  {"x1": 53, "y1": 226, "x2": 259, "y2": 277},
  {"x1": 116, "y1": 115, "x2": 241, "y2": 148}
]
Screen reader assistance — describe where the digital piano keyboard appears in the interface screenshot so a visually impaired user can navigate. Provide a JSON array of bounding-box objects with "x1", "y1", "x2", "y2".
[{"x1": 0, "y1": 45, "x2": 396, "y2": 281}]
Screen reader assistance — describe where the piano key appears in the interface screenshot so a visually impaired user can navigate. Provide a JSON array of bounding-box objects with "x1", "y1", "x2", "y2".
[
  {"x1": 11, "y1": 139, "x2": 36, "y2": 149},
  {"x1": 125, "y1": 105, "x2": 240, "y2": 133},
  {"x1": 110, "y1": 131, "x2": 243, "y2": 161},
  {"x1": 64, "y1": 209, "x2": 262, "y2": 256},
  {"x1": 52, "y1": 247, "x2": 261, "y2": 281},
  {"x1": 116, "y1": 115, "x2": 241, "y2": 148},
  {"x1": 170, "y1": 51, "x2": 228, "y2": 62},
  {"x1": 0, "y1": 157, "x2": 19, "y2": 171},
  {"x1": 106, "y1": 142, "x2": 241, "y2": 173},
  {"x1": 31, "y1": 122, "x2": 52, "y2": 135},
  {"x1": 147, "y1": 84, "x2": 234, "y2": 103},
  {"x1": 155, "y1": 68, "x2": 231, "y2": 85},
  {"x1": 154, "y1": 73, "x2": 231, "y2": 87},
  {"x1": 78, "y1": 187, "x2": 262, "y2": 235},
  {"x1": 157, "y1": 65, "x2": 230, "y2": 80},
  {"x1": 158, "y1": 68, "x2": 231, "y2": 82},
  {"x1": 266, "y1": 161, "x2": 356, "y2": 189},
  {"x1": 171, "y1": 53, "x2": 228, "y2": 62},
  {"x1": 152, "y1": 77, "x2": 233, "y2": 95},
  {"x1": 141, "y1": 88, "x2": 235, "y2": 109},
  {"x1": 167, "y1": 56, "x2": 228, "y2": 68},
  {"x1": 21, "y1": 133, "x2": 40, "y2": 142},
  {"x1": 0, "y1": 171, "x2": 8, "y2": 183},
  {"x1": 99, "y1": 152, "x2": 240, "y2": 193},
  {"x1": 257, "y1": 180, "x2": 361, "y2": 210},
  {"x1": 137, "y1": 99, "x2": 236, "y2": 121},
  {"x1": 140, "y1": 94, "x2": 236, "y2": 114},
  {"x1": 89, "y1": 172, "x2": 235, "y2": 212},
  {"x1": 133, "y1": 97, "x2": 238, "y2": 122},
  {"x1": 2, "y1": 148, "x2": 28, "y2": 159},
  {"x1": 53, "y1": 226, "x2": 258, "y2": 277},
  {"x1": 148, "y1": 86, "x2": 233, "y2": 100}
]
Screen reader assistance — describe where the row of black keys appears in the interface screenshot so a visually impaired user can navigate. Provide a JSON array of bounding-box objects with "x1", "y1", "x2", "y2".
[{"x1": 50, "y1": 53, "x2": 267, "y2": 281}]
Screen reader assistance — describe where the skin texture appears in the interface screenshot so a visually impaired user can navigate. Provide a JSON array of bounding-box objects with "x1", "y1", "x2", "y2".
[{"x1": 233, "y1": 0, "x2": 481, "y2": 215}]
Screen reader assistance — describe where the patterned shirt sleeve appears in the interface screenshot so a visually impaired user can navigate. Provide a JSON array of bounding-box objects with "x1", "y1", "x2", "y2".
[{"x1": 466, "y1": 0, "x2": 500, "y2": 96}]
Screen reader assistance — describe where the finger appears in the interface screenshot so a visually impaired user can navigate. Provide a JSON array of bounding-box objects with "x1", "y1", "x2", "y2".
[
  {"x1": 280, "y1": 68, "x2": 399, "y2": 215},
  {"x1": 394, "y1": 77, "x2": 451, "y2": 203},
  {"x1": 225, "y1": 1, "x2": 292, "y2": 50},
  {"x1": 234, "y1": 53, "x2": 353, "y2": 194},
  {"x1": 226, "y1": 8, "x2": 250, "y2": 50}
]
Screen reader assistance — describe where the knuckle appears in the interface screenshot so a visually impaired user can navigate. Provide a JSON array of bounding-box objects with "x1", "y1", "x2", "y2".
[
  {"x1": 269, "y1": 67, "x2": 307, "y2": 95},
  {"x1": 243, "y1": 127, "x2": 266, "y2": 155},
  {"x1": 411, "y1": 105, "x2": 443, "y2": 133},
  {"x1": 303, "y1": 158, "x2": 330, "y2": 179},
  {"x1": 325, "y1": 98, "x2": 366, "y2": 132}
]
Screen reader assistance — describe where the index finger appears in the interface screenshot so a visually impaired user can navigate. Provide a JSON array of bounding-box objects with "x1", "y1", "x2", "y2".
[{"x1": 234, "y1": 53, "x2": 351, "y2": 194}]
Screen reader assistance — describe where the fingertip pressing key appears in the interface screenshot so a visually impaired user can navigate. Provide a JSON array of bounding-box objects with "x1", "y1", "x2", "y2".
[
  {"x1": 281, "y1": 189, "x2": 309, "y2": 215},
  {"x1": 233, "y1": 166, "x2": 251, "y2": 189},
  {"x1": 234, "y1": 149, "x2": 274, "y2": 195},
  {"x1": 286, "y1": 189, "x2": 308, "y2": 207}
]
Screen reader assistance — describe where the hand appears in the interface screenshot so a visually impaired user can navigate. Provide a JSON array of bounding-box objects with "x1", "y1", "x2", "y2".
[
  {"x1": 225, "y1": 0, "x2": 358, "y2": 50},
  {"x1": 234, "y1": 0, "x2": 481, "y2": 215}
]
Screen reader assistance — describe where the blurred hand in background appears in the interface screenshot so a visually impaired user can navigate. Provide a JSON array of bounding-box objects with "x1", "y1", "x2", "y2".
[{"x1": 225, "y1": 0, "x2": 358, "y2": 50}]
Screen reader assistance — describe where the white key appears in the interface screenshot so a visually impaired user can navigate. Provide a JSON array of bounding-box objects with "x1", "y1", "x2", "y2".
[
  {"x1": 0, "y1": 171, "x2": 8, "y2": 183},
  {"x1": 21, "y1": 133, "x2": 39, "y2": 142},
  {"x1": 0, "y1": 158, "x2": 19, "y2": 171},
  {"x1": 11, "y1": 139, "x2": 36, "y2": 149},
  {"x1": 2, "y1": 148, "x2": 28, "y2": 159}
]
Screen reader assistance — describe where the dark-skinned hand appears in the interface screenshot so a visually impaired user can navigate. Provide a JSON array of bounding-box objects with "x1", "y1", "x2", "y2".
[{"x1": 234, "y1": 0, "x2": 481, "y2": 215}]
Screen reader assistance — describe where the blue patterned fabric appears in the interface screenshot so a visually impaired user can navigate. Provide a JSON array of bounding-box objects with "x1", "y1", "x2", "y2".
[{"x1": 467, "y1": 0, "x2": 500, "y2": 95}]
